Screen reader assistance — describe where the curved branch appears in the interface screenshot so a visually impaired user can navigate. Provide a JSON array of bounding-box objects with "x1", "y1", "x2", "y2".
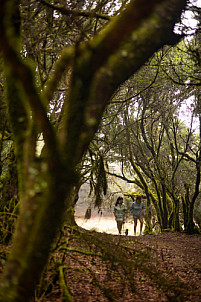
[
  {"x1": 40, "y1": 0, "x2": 111, "y2": 21},
  {"x1": 83, "y1": 0, "x2": 187, "y2": 148},
  {"x1": 43, "y1": 46, "x2": 74, "y2": 103},
  {"x1": 0, "y1": 11, "x2": 60, "y2": 163}
]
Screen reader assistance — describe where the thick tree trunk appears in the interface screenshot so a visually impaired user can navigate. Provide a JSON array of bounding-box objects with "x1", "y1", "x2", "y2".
[
  {"x1": 186, "y1": 203, "x2": 196, "y2": 234},
  {"x1": 0, "y1": 161, "x2": 74, "y2": 301},
  {"x1": 182, "y1": 184, "x2": 190, "y2": 230},
  {"x1": 144, "y1": 196, "x2": 153, "y2": 233},
  {"x1": 172, "y1": 198, "x2": 181, "y2": 232},
  {"x1": 161, "y1": 184, "x2": 169, "y2": 229},
  {"x1": 185, "y1": 149, "x2": 201, "y2": 234}
]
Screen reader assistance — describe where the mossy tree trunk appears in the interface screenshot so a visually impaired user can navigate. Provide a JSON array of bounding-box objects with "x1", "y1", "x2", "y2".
[
  {"x1": 183, "y1": 113, "x2": 201, "y2": 234},
  {"x1": 182, "y1": 183, "x2": 190, "y2": 230},
  {"x1": 185, "y1": 157, "x2": 201, "y2": 233},
  {"x1": 172, "y1": 196, "x2": 181, "y2": 232},
  {"x1": 0, "y1": 0, "x2": 187, "y2": 301}
]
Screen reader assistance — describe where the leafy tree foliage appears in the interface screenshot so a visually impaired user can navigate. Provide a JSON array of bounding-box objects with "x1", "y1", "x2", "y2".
[{"x1": 97, "y1": 48, "x2": 201, "y2": 233}]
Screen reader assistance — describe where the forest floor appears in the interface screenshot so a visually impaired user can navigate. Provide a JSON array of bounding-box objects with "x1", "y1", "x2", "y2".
[
  {"x1": 1, "y1": 230, "x2": 201, "y2": 302},
  {"x1": 39, "y1": 229, "x2": 201, "y2": 302}
]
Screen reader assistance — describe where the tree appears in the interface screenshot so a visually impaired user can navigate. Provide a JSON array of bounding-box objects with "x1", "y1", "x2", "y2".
[
  {"x1": 0, "y1": 0, "x2": 187, "y2": 301},
  {"x1": 99, "y1": 53, "x2": 200, "y2": 233},
  {"x1": 158, "y1": 16, "x2": 201, "y2": 232}
]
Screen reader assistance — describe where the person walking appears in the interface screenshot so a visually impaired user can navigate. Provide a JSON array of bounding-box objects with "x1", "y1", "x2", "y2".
[
  {"x1": 113, "y1": 196, "x2": 127, "y2": 235},
  {"x1": 130, "y1": 195, "x2": 146, "y2": 236}
]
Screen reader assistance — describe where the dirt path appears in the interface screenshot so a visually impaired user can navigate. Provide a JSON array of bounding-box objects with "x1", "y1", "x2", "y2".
[
  {"x1": 40, "y1": 231, "x2": 201, "y2": 302},
  {"x1": 137, "y1": 233, "x2": 201, "y2": 301}
]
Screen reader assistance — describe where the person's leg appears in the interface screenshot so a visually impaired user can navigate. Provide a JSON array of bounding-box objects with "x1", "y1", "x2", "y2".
[
  {"x1": 119, "y1": 221, "x2": 123, "y2": 234},
  {"x1": 117, "y1": 221, "x2": 123, "y2": 234},
  {"x1": 134, "y1": 218, "x2": 137, "y2": 235},
  {"x1": 139, "y1": 216, "x2": 144, "y2": 235},
  {"x1": 116, "y1": 221, "x2": 120, "y2": 233}
]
